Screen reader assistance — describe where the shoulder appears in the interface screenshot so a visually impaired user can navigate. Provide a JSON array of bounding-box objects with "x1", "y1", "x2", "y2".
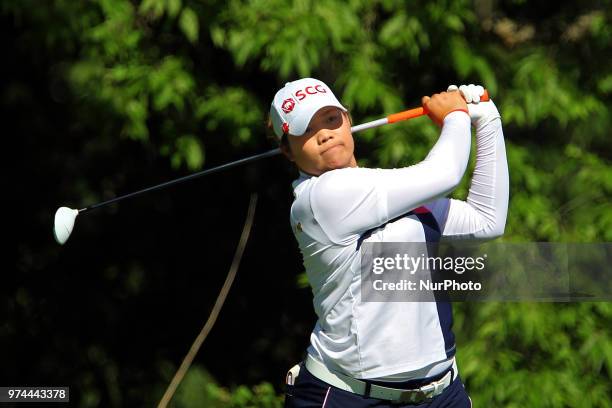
[
  {"x1": 314, "y1": 167, "x2": 381, "y2": 197},
  {"x1": 310, "y1": 167, "x2": 385, "y2": 218},
  {"x1": 292, "y1": 167, "x2": 377, "y2": 203},
  {"x1": 292, "y1": 167, "x2": 384, "y2": 215}
]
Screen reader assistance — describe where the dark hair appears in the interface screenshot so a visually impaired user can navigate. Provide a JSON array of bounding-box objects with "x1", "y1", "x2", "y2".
[
  {"x1": 280, "y1": 133, "x2": 289, "y2": 149},
  {"x1": 265, "y1": 117, "x2": 292, "y2": 158}
]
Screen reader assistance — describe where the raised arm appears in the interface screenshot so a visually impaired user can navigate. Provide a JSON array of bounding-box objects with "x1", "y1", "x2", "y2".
[
  {"x1": 428, "y1": 84, "x2": 509, "y2": 240},
  {"x1": 311, "y1": 92, "x2": 472, "y2": 245}
]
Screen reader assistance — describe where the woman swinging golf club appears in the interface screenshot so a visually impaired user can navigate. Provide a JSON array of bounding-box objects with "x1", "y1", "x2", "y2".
[{"x1": 269, "y1": 78, "x2": 509, "y2": 407}]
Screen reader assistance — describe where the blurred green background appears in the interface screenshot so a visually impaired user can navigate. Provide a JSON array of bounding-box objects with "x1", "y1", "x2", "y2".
[{"x1": 3, "y1": 0, "x2": 611, "y2": 406}]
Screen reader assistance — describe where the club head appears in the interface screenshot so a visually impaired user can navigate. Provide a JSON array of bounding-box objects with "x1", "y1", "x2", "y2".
[{"x1": 54, "y1": 207, "x2": 79, "y2": 245}]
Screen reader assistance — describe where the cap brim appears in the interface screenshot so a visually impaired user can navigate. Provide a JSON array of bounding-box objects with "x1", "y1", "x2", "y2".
[{"x1": 288, "y1": 103, "x2": 347, "y2": 137}]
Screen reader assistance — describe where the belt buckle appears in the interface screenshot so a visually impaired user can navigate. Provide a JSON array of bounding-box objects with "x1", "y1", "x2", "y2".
[
  {"x1": 397, "y1": 383, "x2": 435, "y2": 403},
  {"x1": 419, "y1": 383, "x2": 436, "y2": 399}
]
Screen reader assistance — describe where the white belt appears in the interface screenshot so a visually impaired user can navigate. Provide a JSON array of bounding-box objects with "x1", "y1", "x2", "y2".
[{"x1": 304, "y1": 354, "x2": 457, "y2": 403}]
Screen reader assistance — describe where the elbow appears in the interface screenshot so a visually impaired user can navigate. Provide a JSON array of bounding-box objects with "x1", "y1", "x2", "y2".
[
  {"x1": 488, "y1": 203, "x2": 509, "y2": 238},
  {"x1": 439, "y1": 164, "x2": 466, "y2": 193},
  {"x1": 483, "y1": 221, "x2": 506, "y2": 240},
  {"x1": 451, "y1": 167, "x2": 465, "y2": 189},
  {"x1": 471, "y1": 212, "x2": 507, "y2": 240},
  {"x1": 488, "y1": 225, "x2": 505, "y2": 239},
  {"x1": 449, "y1": 156, "x2": 469, "y2": 188}
]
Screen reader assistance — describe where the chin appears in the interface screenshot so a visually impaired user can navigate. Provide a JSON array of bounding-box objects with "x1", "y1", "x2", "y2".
[{"x1": 325, "y1": 157, "x2": 351, "y2": 171}]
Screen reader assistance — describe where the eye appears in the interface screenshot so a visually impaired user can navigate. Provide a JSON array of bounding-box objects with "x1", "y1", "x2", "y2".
[
  {"x1": 327, "y1": 113, "x2": 339, "y2": 122},
  {"x1": 304, "y1": 126, "x2": 312, "y2": 134}
]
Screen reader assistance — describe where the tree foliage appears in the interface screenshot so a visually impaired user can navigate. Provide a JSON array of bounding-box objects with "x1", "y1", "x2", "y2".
[{"x1": 4, "y1": 0, "x2": 611, "y2": 406}]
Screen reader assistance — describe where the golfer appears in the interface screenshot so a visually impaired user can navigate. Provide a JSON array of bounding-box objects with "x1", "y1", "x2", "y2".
[{"x1": 269, "y1": 78, "x2": 508, "y2": 407}]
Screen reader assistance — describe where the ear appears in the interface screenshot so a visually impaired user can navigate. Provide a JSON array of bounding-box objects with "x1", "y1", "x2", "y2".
[{"x1": 280, "y1": 141, "x2": 295, "y2": 162}]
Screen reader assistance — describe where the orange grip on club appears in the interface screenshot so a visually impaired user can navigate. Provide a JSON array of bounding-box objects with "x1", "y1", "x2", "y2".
[
  {"x1": 387, "y1": 107, "x2": 425, "y2": 124},
  {"x1": 386, "y1": 89, "x2": 490, "y2": 123}
]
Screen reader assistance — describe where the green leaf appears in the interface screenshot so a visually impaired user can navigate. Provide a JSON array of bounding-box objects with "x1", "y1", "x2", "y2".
[
  {"x1": 139, "y1": 0, "x2": 164, "y2": 18},
  {"x1": 597, "y1": 74, "x2": 612, "y2": 94},
  {"x1": 172, "y1": 135, "x2": 204, "y2": 170},
  {"x1": 179, "y1": 7, "x2": 199, "y2": 43},
  {"x1": 166, "y1": 0, "x2": 181, "y2": 19}
]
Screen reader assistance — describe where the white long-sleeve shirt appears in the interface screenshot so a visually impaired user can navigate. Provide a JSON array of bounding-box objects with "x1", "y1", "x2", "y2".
[{"x1": 290, "y1": 110, "x2": 509, "y2": 380}]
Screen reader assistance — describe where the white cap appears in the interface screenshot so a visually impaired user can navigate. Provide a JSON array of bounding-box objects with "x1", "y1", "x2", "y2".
[{"x1": 269, "y1": 78, "x2": 347, "y2": 139}]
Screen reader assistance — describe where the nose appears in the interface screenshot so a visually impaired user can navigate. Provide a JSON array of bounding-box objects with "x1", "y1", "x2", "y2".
[{"x1": 318, "y1": 131, "x2": 333, "y2": 145}]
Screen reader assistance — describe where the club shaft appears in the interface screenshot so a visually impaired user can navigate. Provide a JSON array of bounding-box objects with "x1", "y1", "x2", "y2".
[
  {"x1": 79, "y1": 148, "x2": 281, "y2": 213},
  {"x1": 79, "y1": 118, "x2": 396, "y2": 213},
  {"x1": 350, "y1": 118, "x2": 389, "y2": 133}
]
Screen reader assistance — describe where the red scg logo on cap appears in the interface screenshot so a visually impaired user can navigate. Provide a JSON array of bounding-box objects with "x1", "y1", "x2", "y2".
[
  {"x1": 281, "y1": 98, "x2": 296, "y2": 113},
  {"x1": 295, "y1": 84, "x2": 327, "y2": 101}
]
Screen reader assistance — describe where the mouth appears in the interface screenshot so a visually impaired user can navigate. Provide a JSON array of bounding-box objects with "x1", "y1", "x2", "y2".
[{"x1": 321, "y1": 143, "x2": 343, "y2": 154}]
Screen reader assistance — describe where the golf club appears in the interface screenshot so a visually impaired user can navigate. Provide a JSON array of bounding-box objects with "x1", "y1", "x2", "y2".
[{"x1": 53, "y1": 90, "x2": 489, "y2": 245}]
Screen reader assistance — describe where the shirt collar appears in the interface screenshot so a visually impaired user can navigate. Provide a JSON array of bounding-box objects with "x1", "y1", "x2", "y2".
[{"x1": 291, "y1": 170, "x2": 313, "y2": 193}]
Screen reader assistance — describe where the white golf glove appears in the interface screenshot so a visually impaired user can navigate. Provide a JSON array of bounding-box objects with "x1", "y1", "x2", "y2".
[{"x1": 447, "y1": 84, "x2": 500, "y2": 129}]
